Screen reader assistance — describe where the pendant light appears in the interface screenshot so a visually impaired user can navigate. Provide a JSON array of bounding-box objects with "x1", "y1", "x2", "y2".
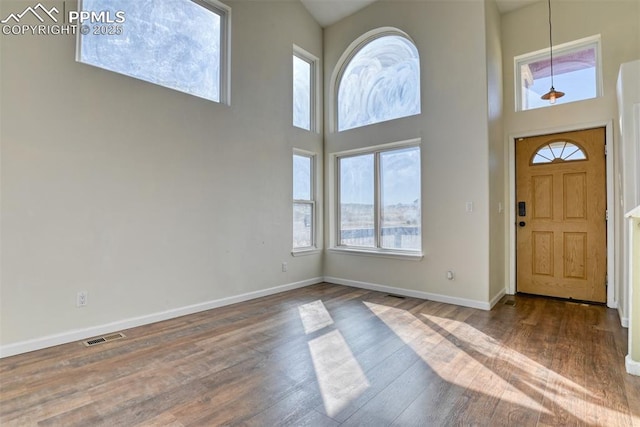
[{"x1": 541, "y1": 0, "x2": 564, "y2": 104}]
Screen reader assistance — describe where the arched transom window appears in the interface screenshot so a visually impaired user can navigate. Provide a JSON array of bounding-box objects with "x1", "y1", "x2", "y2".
[
  {"x1": 337, "y1": 32, "x2": 421, "y2": 132},
  {"x1": 531, "y1": 141, "x2": 587, "y2": 164}
]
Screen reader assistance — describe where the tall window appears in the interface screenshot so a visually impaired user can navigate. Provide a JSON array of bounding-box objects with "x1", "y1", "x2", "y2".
[
  {"x1": 293, "y1": 152, "x2": 315, "y2": 250},
  {"x1": 515, "y1": 35, "x2": 601, "y2": 111},
  {"x1": 337, "y1": 31, "x2": 420, "y2": 131},
  {"x1": 337, "y1": 144, "x2": 421, "y2": 252},
  {"x1": 293, "y1": 47, "x2": 317, "y2": 131},
  {"x1": 77, "y1": 0, "x2": 230, "y2": 104}
]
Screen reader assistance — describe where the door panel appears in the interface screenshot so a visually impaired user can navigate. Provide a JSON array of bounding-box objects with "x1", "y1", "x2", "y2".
[
  {"x1": 564, "y1": 173, "x2": 587, "y2": 219},
  {"x1": 533, "y1": 175, "x2": 553, "y2": 219},
  {"x1": 532, "y1": 231, "x2": 553, "y2": 275},
  {"x1": 563, "y1": 232, "x2": 587, "y2": 279},
  {"x1": 516, "y1": 128, "x2": 606, "y2": 303}
]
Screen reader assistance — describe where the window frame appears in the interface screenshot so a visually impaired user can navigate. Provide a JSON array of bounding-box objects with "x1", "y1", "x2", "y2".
[
  {"x1": 293, "y1": 45, "x2": 319, "y2": 133},
  {"x1": 330, "y1": 27, "x2": 421, "y2": 133},
  {"x1": 76, "y1": 0, "x2": 232, "y2": 105},
  {"x1": 292, "y1": 149, "x2": 318, "y2": 254},
  {"x1": 329, "y1": 139, "x2": 423, "y2": 259},
  {"x1": 514, "y1": 34, "x2": 602, "y2": 112},
  {"x1": 531, "y1": 140, "x2": 588, "y2": 165}
]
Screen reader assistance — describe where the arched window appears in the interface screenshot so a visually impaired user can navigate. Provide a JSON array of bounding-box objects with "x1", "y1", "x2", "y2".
[
  {"x1": 531, "y1": 141, "x2": 587, "y2": 164},
  {"x1": 336, "y1": 31, "x2": 421, "y2": 131}
]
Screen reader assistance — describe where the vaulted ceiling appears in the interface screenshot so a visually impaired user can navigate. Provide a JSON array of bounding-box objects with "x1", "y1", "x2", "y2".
[{"x1": 300, "y1": 0, "x2": 539, "y2": 27}]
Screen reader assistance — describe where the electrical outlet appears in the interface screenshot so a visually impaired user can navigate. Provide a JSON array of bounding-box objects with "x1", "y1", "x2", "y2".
[
  {"x1": 446, "y1": 271, "x2": 455, "y2": 281},
  {"x1": 282, "y1": 262, "x2": 288, "y2": 272},
  {"x1": 77, "y1": 291, "x2": 88, "y2": 307}
]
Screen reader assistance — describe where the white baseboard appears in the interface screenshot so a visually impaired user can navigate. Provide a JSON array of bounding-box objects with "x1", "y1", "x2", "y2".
[
  {"x1": 489, "y1": 288, "x2": 507, "y2": 309},
  {"x1": 323, "y1": 276, "x2": 493, "y2": 310},
  {"x1": 620, "y1": 316, "x2": 630, "y2": 328},
  {"x1": 618, "y1": 306, "x2": 629, "y2": 327},
  {"x1": 0, "y1": 277, "x2": 323, "y2": 359},
  {"x1": 626, "y1": 355, "x2": 640, "y2": 376}
]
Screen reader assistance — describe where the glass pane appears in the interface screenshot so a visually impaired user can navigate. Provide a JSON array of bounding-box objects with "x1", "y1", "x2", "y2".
[
  {"x1": 293, "y1": 55, "x2": 311, "y2": 130},
  {"x1": 338, "y1": 35, "x2": 420, "y2": 131},
  {"x1": 532, "y1": 141, "x2": 587, "y2": 164},
  {"x1": 564, "y1": 144, "x2": 587, "y2": 161},
  {"x1": 79, "y1": 0, "x2": 221, "y2": 102},
  {"x1": 535, "y1": 146, "x2": 554, "y2": 162},
  {"x1": 519, "y1": 43, "x2": 598, "y2": 110},
  {"x1": 339, "y1": 154, "x2": 375, "y2": 247},
  {"x1": 380, "y1": 147, "x2": 421, "y2": 250},
  {"x1": 293, "y1": 154, "x2": 312, "y2": 200},
  {"x1": 533, "y1": 154, "x2": 549, "y2": 164},
  {"x1": 549, "y1": 141, "x2": 566, "y2": 159},
  {"x1": 293, "y1": 203, "x2": 313, "y2": 248}
]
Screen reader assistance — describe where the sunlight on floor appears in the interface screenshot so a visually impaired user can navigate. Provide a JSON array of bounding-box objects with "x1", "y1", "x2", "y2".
[
  {"x1": 365, "y1": 303, "x2": 624, "y2": 421},
  {"x1": 298, "y1": 300, "x2": 335, "y2": 334},
  {"x1": 363, "y1": 301, "x2": 635, "y2": 424},
  {"x1": 308, "y1": 329, "x2": 371, "y2": 417},
  {"x1": 299, "y1": 300, "x2": 370, "y2": 417},
  {"x1": 419, "y1": 311, "x2": 638, "y2": 424},
  {"x1": 362, "y1": 301, "x2": 546, "y2": 412},
  {"x1": 298, "y1": 298, "x2": 636, "y2": 424}
]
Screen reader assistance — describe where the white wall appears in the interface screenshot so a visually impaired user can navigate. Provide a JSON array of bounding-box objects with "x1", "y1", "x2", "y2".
[
  {"x1": 0, "y1": 0, "x2": 323, "y2": 351},
  {"x1": 618, "y1": 61, "x2": 640, "y2": 329},
  {"x1": 485, "y1": 0, "x2": 506, "y2": 302},
  {"x1": 617, "y1": 62, "x2": 640, "y2": 210},
  {"x1": 617, "y1": 61, "x2": 640, "y2": 373},
  {"x1": 628, "y1": 207, "x2": 640, "y2": 374},
  {"x1": 322, "y1": 0, "x2": 496, "y2": 307},
  {"x1": 501, "y1": 0, "x2": 640, "y2": 319}
]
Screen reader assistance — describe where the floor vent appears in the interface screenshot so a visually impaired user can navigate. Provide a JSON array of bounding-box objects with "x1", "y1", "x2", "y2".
[
  {"x1": 387, "y1": 294, "x2": 406, "y2": 299},
  {"x1": 504, "y1": 299, "x2": 516, "y2": 306},
  {"x1": 82, "y1": 332, "x2": 126, "y2": 347}
]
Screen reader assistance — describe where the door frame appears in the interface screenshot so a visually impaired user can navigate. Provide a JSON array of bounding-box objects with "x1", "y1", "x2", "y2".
[{"x1": 508, "y1": 120, "x2": 616, "y2": 308}]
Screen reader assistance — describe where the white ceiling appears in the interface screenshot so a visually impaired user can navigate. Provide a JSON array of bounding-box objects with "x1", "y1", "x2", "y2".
[
  {"x1": 495, "y1": 0, "x2": 539, "y2": 14},
  {"x1": 300, "y1": 0, "x2": 540, "y2": 28},
  {"x1": 300, "y1": 0, "x2": 378, "y2": 27}
]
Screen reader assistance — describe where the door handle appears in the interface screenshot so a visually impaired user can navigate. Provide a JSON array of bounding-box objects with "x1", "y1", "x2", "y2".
[{"x1": 519, "y1": 221, "x2": 526, "y2": 227}]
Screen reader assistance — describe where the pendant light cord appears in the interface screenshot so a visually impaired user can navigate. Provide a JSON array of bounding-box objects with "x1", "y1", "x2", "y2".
[{"x1": 548, "y1": 0, "x2": 554, "y2": 88}]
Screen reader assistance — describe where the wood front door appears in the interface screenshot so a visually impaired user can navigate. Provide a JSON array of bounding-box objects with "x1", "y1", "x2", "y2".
[{"x1": 516, "y1": 127, "x2": 607, "y2": 303}]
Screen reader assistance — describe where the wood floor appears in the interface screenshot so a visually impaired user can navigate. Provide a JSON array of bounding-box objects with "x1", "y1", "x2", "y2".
[{"x1": 1, "y1": 283, "x2": 639, "y2": 426}]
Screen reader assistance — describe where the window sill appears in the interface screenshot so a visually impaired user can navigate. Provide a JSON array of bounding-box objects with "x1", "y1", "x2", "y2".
[
  {"x1": 327, "y1": 247, "x2": 423, "y2": 261},
  {"x1": 291, "y1": 248, "x2": 322, "y2": 257}
]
